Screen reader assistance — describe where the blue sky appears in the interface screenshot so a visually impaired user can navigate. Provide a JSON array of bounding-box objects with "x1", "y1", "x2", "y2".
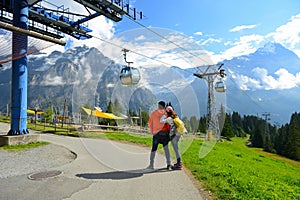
[
  {"x1": 119, "y1": 0, "x2": 300, "y2": 36},
  {"x1": 116, "y1": 0, "x2": 300, "y2": 60},
  {"x1": 45, "y1": 0, "x2": 300, "y2": 63}
]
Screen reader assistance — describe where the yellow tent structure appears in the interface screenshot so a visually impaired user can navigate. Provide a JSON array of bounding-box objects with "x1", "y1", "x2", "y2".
[
  {"x1": 27, "y1": 109, "x2": 44, "y2": 115},
  {"x1": 81, "y1": 107, "x2": 127, "y2": 120}
]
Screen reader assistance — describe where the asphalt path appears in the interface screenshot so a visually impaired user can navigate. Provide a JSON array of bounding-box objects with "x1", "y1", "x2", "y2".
[{"x1": 0, "y1": 122, "x2": 207, "y2": 200}]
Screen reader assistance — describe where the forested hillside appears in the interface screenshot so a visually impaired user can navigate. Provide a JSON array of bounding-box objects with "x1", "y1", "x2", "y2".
[{"x1": 196, "y1": 111, "x2": 300, "y2": 161}]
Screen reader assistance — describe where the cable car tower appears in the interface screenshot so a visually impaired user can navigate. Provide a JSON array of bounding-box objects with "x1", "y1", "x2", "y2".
[{"x1": 194, "y1": 63, "x2": 226, "y2": 141}]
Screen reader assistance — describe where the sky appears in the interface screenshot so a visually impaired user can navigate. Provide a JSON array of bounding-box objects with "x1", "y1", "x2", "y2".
[
  {"x1": 120, "y1": 0, "x2": 300, "y2": 61},
  {"x1": 35, "y1": 0, "x2": 300, "y2": 92},
  {"x1": 42, "y1": 0, "x2": 300, "y2": 63}
]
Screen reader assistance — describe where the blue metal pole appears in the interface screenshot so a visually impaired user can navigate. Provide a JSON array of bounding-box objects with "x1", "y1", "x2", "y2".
[{"x1": 8, "y1": 0, "x2": 29, "y2": 135}]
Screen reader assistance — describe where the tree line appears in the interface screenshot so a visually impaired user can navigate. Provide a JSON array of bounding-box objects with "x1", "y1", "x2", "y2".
[
  {"x1": 99, "y1": 101, "x2": 299, "y2": 161},
  {"x1": 44, "y1": 99, "x2": 299, "y2": 161},
  {"x1": 206, "y1": 111, "x2": 300, "y2": 161}
]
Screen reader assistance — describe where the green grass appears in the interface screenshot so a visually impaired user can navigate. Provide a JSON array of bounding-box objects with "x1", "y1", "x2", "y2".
[
  {"x1": 0, "y1": 141, "x2": 50, "y2": 151},
  {"x1": 79, "y1": 131, "x2": 153, "y2": 147},
  {"x1": 183, "y1": 138, "x2": 300, "y2": 200},
  {"x1": 0, "y1": 116, "x2": 10, "y2": 123},
  {"x1": 1, "y1": 118, "x2": 299, "y2": 199},
  {"x1": 27, "y1": 123, "x2": 78, "y2": 136}
]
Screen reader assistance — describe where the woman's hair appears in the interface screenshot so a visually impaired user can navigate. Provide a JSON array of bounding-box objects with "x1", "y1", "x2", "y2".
[{"x1": 167, "y1": 109, "x2": 177, "y2": 119}]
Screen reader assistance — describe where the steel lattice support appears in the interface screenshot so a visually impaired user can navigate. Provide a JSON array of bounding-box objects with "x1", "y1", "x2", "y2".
[
  {"x1": 8, "y1": 0, "x2": 29, "y2": 135},
  {"x1": 194, "y1": 64, "x2": 225, "y2": 141},
  {"x1": 206, "y1": 75, "x2": 220, "y2": 141}
]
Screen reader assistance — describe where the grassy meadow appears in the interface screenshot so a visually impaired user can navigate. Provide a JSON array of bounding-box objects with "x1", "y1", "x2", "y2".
[
  {"x1": 0, "y1": 118, "x2": 299, "y2": 199},
  {"x1": 183, "y1": 138, "x2": 300, "y2": 200}
]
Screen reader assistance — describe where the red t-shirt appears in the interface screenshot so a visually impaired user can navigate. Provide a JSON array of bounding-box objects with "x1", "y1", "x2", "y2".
[{"x1": 148, "y1": 109, "x2": 170, "y2": 134}]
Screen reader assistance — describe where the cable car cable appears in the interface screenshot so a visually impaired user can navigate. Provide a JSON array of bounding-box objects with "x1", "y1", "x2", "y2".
[
  {"x1": 90, "y1": 33, "x2": 268, "y2": 119},
  {"x1": 124, "y1": 15, "x2": 212, "y2": 73},
  {"x1": 89, "y1": 33, "x2": 193, "y2": 68}
]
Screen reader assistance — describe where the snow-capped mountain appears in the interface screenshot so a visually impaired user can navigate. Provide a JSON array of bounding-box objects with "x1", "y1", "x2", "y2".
[
  {"x1": 0, "y1": 42, "x2": 299, "y2": 124},
  {"x1": 223, "y1": 42, "x2": 300, "y2": 124}
]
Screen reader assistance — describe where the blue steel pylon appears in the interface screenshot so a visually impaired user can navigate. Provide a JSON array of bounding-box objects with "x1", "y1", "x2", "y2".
[{"x1": 8, "y1": 0, "x2": 29, "y2": 135}]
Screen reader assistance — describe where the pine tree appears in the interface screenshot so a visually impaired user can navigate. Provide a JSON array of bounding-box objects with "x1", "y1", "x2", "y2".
[
  {"x1": 232, "y1": 111, "x2": 243, "y2": 128},
  {"x1": 190, "y1": 116, "x2": 198, "y2": 133},
  {"x1": 221, "y1": 113, "x2": 235, "y2": 139},
  {"x1": 140, "y1": 110, "x2": 149, "y2": 127},
  {"x1": 198, "y1": 116, "x2": 206, "y2": 133},
  {"x1": 251, "y1": 120, "x2": 264, "y2": 148},
  {"x1": 286, "y1": 113, "x2": 300, "y2": 160},
  {"x1": 44, "y1": 106, "x2": 54, "y2": 123}
]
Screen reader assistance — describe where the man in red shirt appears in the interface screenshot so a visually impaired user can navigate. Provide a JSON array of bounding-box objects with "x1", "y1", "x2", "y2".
[{"x1": 147, "y1": 101, "x2": 172, "y2": 170}]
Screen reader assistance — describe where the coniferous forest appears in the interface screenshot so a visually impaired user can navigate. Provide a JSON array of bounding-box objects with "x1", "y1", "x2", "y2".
[{"x1": 196, "y1": 111, "x2": 300, "y2": 161}]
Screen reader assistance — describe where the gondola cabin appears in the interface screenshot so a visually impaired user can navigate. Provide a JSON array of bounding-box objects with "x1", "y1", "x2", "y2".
[
  {"x1": 215, "y1": 80, "x2": 226, "y2": 92},
  {"x1": 120, "y1": 66, "x2": 141, "y2": 85}
]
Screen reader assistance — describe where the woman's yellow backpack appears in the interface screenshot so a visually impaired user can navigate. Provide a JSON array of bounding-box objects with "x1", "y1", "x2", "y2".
[{"x1": 173, "y1": 117, "x2": 186, "y2": 134}]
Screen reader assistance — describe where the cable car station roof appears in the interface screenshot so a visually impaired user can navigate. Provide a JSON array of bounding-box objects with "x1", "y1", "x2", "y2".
[{"x1": 0, "y1": 0, "x2": 131, "y2": 43}]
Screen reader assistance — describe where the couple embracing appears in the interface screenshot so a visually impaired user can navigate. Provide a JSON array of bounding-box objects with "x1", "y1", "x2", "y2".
[{"x1": 147, "y1": 101, "x2": 184, "y2": 170}]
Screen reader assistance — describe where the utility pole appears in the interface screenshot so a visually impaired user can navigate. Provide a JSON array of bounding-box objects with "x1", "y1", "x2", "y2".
[
  {"x1": 262, "y1": 112, "x2": 271, "y2": 151},
  {"x1": 61, "y1": 99, "x2": 67, "y2": 128},
  {"x1": 194, "y1": 64, "x2": 226, "y2": 141},
  {"x1": 6, "y1": 104, "x2": 9, "y2": 120},
  {"x1": 262, "y1": 112, "x2": 271, "y2": 135},
  {"x1": 139, "y1": 107, "x2": 142, "y2": 130}
]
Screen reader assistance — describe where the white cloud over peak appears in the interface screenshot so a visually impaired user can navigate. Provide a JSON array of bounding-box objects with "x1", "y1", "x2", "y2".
[
  {"x1": 234, "y1": 67, "x2": 300, "y2": 90},
  {"x1": 266, "y1": 13, "x2": 300, "y2": 53},
  {"x1": 229, "y1": 24, "x2": 257, "y2": 32},
  {"x1": 211, "y1": 13, "x2": 300, "y2": 61},
  {"x1": 253, "y1": 68, "x2": 300, "y2": 90},
  {"x1": 213, "y1": 34, "x2": 264, "y2": 62}
]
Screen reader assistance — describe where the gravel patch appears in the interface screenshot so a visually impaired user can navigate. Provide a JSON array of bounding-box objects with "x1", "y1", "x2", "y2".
[{"x1": 0, "y1": 144, "x2": 76, "y2": 179}]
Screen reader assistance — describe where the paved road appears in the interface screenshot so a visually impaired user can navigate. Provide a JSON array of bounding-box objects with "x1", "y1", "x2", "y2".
[{"x1": 0, "y1": 122, "x2": 207, "y2": 200}]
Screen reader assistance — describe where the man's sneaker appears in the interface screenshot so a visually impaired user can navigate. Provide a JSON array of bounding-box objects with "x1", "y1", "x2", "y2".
[
  {"x1": 172, "y1": 163, "x2": 183, "y2": 170},
  {"x1": 166, "y1": 164, "x2": 173, "y2": 170},
  {"x1": 146, "y1": 164, "x2": 154, "y2": 169}
]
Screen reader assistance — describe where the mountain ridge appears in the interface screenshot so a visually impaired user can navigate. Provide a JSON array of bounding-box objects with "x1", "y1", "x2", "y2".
[{"x1": 0, "y1": 42, "x2": 299, "y2": 124}]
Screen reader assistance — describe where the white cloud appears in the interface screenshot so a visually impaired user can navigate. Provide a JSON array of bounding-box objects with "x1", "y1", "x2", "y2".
[
  {"x1": 235, "y1": 74, "x2": 262, "y2": 90},
  {"x1": 235, "y1": 67, "x2": 300, "y2": 90},
  {"x1": 213, "y1": 34, "x2": 264, "y2": 62},
  {"x1": 38, "y1": 0, "x2": 116, "y2": 55},
  {"x1": 194, "y1": 31, "x2": 203, "y2": 36},
  {"x1": 200, "y1": 38, "x2": 222, "y2": 46},
  {"x1": 267, "y1": 14, "x2": 300, "y2": 49},
  {"x1": 213, "y1": 13, "x2": 300, "y2": 61},
  {"x1": 294, "y1": 49, "x2": 300, "y2": 58},
  {"x1": 98, "y1": 30, "x2": 214, "y2": 69},
  {"x1": 134, "y1": 35, "x2": 146, "y2": 41},
  {"x1": 229, "y1": 24, "x2": 257, "y2": 32}
]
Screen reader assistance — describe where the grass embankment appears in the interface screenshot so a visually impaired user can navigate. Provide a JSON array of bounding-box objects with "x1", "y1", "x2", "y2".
[
  {"x1": 0, "y1": 141, "x2": 49, "y2": 151},
  {"x1": 184, "y1": 138, "x2": 300, "y2": 200},
  {"x1": 0, "y1": 116, "x2": 78, "y2": 136}
]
